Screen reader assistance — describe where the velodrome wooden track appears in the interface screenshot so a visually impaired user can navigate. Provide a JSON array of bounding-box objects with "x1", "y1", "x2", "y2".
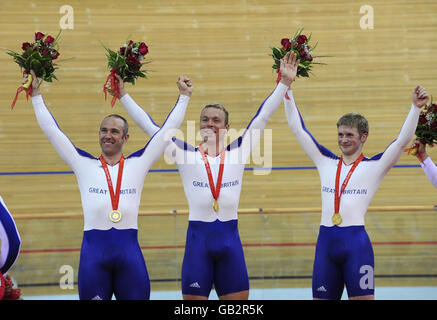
[{"x1": 0, "y1": 0, "x2": 437, "y2": 297}]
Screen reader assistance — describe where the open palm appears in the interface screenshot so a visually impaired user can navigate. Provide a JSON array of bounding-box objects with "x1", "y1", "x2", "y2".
[{"x1": 280, "y1": 52, "x2": 299, "y2": 86}]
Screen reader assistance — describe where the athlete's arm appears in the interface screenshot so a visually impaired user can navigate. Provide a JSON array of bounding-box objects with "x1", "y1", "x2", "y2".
[
  {"x1": 284, "y1": 89, "x2": 337, "y2": 166},
  {"x1": 238, "y1": 52, "x2": 297, "y2": 162},
  {"x1": 133, "y1": 76, "x2": 192, "y2": 169},
  {"x1": 420, "y1": 156, "x2": 437, "y2": 188},
  {"x1": 116, "y1": 74, "x2": 161, "y2": 137},
  {"x1": 29, "y1": 71, "x2": 84, "y2": 170},
  {"x1": 412, "y1": 139, "x2": 437, "y2": 187},
  {"x1": 377, "y1": 86, "x2": 429, "y2": 174}
]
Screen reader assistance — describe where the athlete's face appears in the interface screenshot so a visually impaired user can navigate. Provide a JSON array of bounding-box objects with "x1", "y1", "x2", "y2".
[
  {"x1": 99, "y1": 117, "x2": 129, "y2": 156},
  {"x1": 337, "y1": 125, "x2": 367, "y2": 157},
  {"x1": 200, "y1": 107, "x2": 229, "y2": 143}
]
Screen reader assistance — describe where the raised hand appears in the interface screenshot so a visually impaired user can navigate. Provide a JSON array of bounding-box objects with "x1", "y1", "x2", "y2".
[
  {"x1": 415, "y1": 138, "x2": 427, "y2": 156},
  {"x1": 25, "y1": 70, "x2": 40, "y2": 97},
  {"x1": 105, "y1": 74, "x2": 127, "y2": 98},
  {"x1": 413, "y1": 85, "x2": 430, "y2": 108},
  {"x1": 279, "y1": 51, "x2": 300, "y2": 87},
  {"x1": 176, "y1": 75, "x2": 193, "y2": 97},
  {"x1": 410, "y1": 138, "x2": 428, "y2": 161}
]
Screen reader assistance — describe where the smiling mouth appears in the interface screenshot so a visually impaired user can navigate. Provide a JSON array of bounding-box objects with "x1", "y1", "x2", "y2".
[{"x1": 201, "y1": 128, "x2": 217, "y2": 134}]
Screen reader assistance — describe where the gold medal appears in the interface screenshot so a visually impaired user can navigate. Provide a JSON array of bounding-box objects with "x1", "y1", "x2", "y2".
[
  {"x1": 199, "y1": 145, "x2": 225, "y2": 215},
  {"x1": 332, "y1": 154, "x2": 363, "y2": 227},
  {"x1": 332, "y1": 213, "x2": 342, "y2": 226},
  {"x1": 100, "y1": 155, "x2": 125, "y2": 224},
  {"x1": 109, "y1": 209, "x2": 122, "y2": 223},
  {"x1": 213, "y1": 199, "x2": 219, "y2": 212}
]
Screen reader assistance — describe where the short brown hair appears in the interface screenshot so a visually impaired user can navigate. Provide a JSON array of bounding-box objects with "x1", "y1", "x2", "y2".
[
  {"x1": 337, "y1": 113, "x2": 369, "y2": 137},
  {"x1": 102, "y1": 114, "x2": 129, "y2": 138}
]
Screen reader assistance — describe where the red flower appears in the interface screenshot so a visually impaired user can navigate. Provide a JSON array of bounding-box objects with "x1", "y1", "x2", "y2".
[
  {"x1": 299, "y1": 49, "x2": 307, "y2": 58},
  {"x1": 307, "y1": 55, "x2": 313, "y2": 62},
  {"x1": 1, "y1": 274, "x2": 21, "y2": 300},
  {"x1": 120, "y1": 47, "x2": 126, "y2": 55},
  {"x1": 296, "y1": 34, "x2": 307, "y2": 44},
  {"x1": 431, "y1": 121, "x2": 437, "y2": 131},
  {"x1": 139, "y1": 42, "x2": 149, "y2": 56},
  {"x1": 127, "y1": 56, "x2": 139, "y2": 64},
  {"x1": 127, "y1": 56, "x2": 140, "y2": 70},
  {"x1": 35, "y1": 32, "x2": 44, "y2": 41},
  {"x1": 45, "y1": 35, "x2": 55, "y2": 44},
  {"x1": 281, "y1": 38, "x2": 291, "y2": 50},
  {"x1": 419, "y1": 115, "x2": 427, "y2": 125},
  {"x1": 51, "y1": 50, "x2": 60, "y2": 59},
  {"x1": 41, "y1": 48, "x2": 50, "y2": 56},
  {"x1": 22, "y1": 42, "x2": 31, "y2": 51},
  {"x1": 429, "y1": 104, "x2": 437, "y2": 113}
]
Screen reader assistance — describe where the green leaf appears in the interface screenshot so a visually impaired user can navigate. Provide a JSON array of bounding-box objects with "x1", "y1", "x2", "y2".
[
  {"x1": 307, "y1": 32, "x2": 312, "y2": 43},
  {"x1": 30, "y1": 59, "x2": 42, "y2": 73},
  {"x1": 124, "y1": 34, "x2": 133, "y2": 44},
  {"x1": 298, "y1": 67, "x2": 309, "y2": 77},
  {"x1": 292, "y1": 27, "x2": 303, "y2": 39},
  {"x1": 272, "y1": 47, "x2": 283, "y2": 60}
]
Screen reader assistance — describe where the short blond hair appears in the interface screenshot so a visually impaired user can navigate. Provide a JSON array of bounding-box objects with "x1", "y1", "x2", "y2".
[{"x1": 201, "y1": 103, "x2": 229, "y2": 125}]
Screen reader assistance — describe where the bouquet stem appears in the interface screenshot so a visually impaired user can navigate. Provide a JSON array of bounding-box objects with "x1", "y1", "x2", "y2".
[
  {"x1": 11, "y1": 71, "x2": 33, "y2": 109},
  {"x1": 103, "y1": 69, "x2": 120, "y2": 107}
]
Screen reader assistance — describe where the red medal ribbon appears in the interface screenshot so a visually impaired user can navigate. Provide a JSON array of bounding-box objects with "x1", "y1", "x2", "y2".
[
  {"x1": 276, "y1": 69, "x2": 290, "y2": 100},
  {"x1": 103, "y1": 68, "x2": 120, "y2": 107},
  {"x1": 334, "y1": 153, "x2": 364, "y2": 214},
  {"x1": 99, "y1": 155, "x2": 124, "y2": 211},
  {"x1": 11, "y1": 71, "x2": 33, "y2": 109},
  {"x1": 199, "y1": 145, "x2": 225, "y2": 203}
]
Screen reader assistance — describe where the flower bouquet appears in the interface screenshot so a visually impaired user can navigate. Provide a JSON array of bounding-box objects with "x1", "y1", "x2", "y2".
[
  {"x1": 271, "y1": 28, "x2": 324, "y2": 99},
  {"x1": 7, "y1": 31, "x2": 61, "y2": 109},
  {"x1": 0, "y1": 272, "x2": 21, "y2": 300},
  {"x1": 406, "y1": 100, "x2": 437, "y2": 160},
  {"x1": 271, "y1": 28, "x2": 324, "y2": 79},
  {"x1": 102, "y1": 38, "x2": 150, "y2": 107}
]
